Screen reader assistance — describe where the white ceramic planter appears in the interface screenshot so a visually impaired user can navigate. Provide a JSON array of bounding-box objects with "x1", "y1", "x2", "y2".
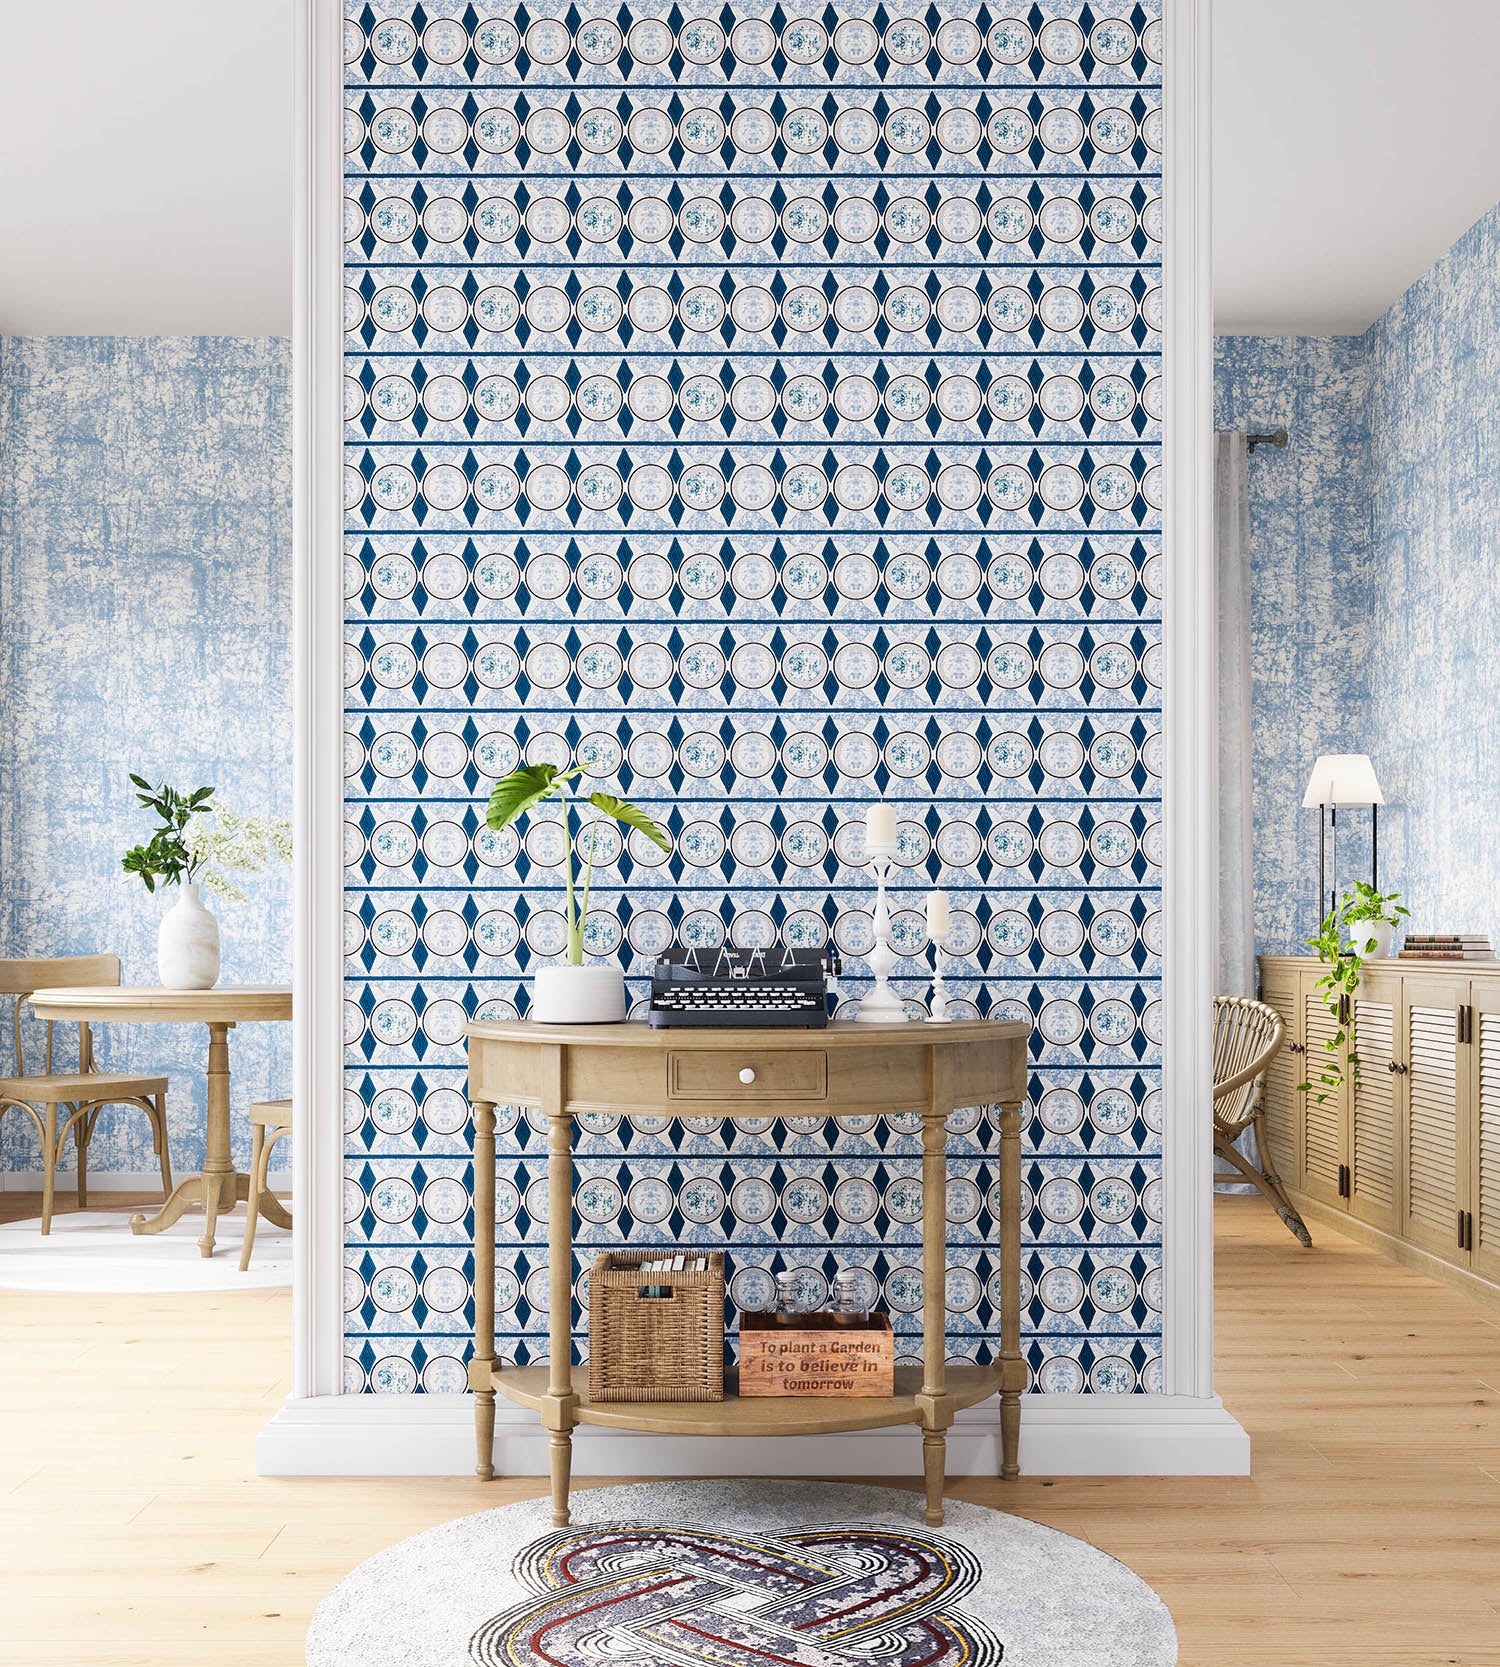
[
  {"x1": 529, "y1": 963, "x2": 626, "y2": 1024},
  {"x1": 158, "y1": 883, "x2": 221, "y2": 989},
  {"x1": 1349, "y1": 918, "x2": 1394, "y2": 959}
]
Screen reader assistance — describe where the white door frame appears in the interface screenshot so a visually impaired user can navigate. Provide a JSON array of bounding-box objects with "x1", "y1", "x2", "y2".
[
  {"x1": 1159, "y1": 0, "x2": 1217, "y2": 1400},
  {"x1": 289, "y1": 0, "x2": 351, "y2": 1404},
  {"x1": 264, "y1": 0, "x2": 1247, "y2": 1474}
]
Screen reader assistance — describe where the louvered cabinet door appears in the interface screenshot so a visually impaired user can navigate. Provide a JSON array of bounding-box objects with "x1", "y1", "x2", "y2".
[
  {"x1": 1258, "y1": 964, "x2": 1303, "y2": 1192},
  {"x1": 1349, "y1": 972, "x2": 1401, "y2": 1232},
  {"x1": 1469, "y1": 989, "x2": 1500, "y2": 1283},
  {"x1": 1299, "y1": 971, "x2": 1349, "y2": 1210},
  {"x1": 1401, "y1": 979, "x2": 1471, "y2": 1263}
]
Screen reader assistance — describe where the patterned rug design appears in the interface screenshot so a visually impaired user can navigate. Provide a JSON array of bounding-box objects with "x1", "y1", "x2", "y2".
[
  {"x1": 306, "y1": 1481, "x2": 1177, "y2": 1666},
  {"x1": 470, "y1": 1524, "x2": 1002, "y2": 1665}
]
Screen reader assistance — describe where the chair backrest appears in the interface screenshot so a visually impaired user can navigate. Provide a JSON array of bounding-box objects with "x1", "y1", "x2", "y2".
[
  {"x1": 1212, "y1": 995, "x2": 1285, "y2": 1137},
  {"x1": 0, "y1": 955, "x2": 121, "y2": 1076}
]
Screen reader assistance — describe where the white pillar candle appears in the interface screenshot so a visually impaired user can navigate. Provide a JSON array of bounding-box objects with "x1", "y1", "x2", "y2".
[
  {"x1": 926, "y1": 889, "x2": 950, "y2": 938},
  {"x1": 865, "y1": 802, "x2": 898, "y2": 852}
]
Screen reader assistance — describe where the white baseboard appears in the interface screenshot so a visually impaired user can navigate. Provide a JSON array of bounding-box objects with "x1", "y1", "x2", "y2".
[
  {"x1": 257, "y1": 1393, "x2": 1249, "y2": 1479},
  {"x1": 0, "y1": 1167, "x2": 289, "y2": 1193},
  {"x1": 0, "y1": 1168, "x2": 165, "y2": 1193}
]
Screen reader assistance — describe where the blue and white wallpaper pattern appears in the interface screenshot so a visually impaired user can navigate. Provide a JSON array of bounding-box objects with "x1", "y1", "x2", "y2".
[
  {"x1": 0, "y1": 337, "x2": 293, "y2": 1178},
  {"x1": 342, "y1": 1, "x2": 1166, "y2": 1395}
]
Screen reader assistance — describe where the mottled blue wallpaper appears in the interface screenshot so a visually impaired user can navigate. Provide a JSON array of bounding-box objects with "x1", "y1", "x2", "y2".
[
  {"x1": 1213, "y1": 336, "x2": 1371, "y2": 956},
  {"x1": 1364, "y1": 203, "x2": 1500, "y2": 944},
  {"x1": 1216, "y1": 197, "x2": 1500, "y2": 959},
  {"x1": 0, "y1": 336, "x2": 294, "y2": 1179}
]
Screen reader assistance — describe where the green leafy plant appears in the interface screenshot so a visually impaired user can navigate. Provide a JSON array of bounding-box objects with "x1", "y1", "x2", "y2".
[
  {"x1": 485, "y1": 765, "x2": 669, "y2": 964},
  {"x1": 121, "y1": 777, "x2": 215, "y2": 893},
  {"x1": 1300, "y1": 883, "x2": 1410, "y2": 1102}
]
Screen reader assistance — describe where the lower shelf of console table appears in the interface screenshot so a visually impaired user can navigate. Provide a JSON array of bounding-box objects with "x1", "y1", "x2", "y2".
[
  {"x1": 475, "y1": 1362, "x2": 1003, "y2": 1437},
  {"x1": 465, "y1": 1017, "x2": 1031, "y2": 1528}
]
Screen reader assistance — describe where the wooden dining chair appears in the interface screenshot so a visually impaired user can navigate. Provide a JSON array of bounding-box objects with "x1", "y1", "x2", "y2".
[
  {"x1": 0, "y1": 955, "x2": 173, "y2": 1233},
  {"x1": 1212, "y1": 994, "x2": 1311, "y2": 1246},
  {"x1": 240, "y1": 1098, "x2": 292, "y2": 1271}
]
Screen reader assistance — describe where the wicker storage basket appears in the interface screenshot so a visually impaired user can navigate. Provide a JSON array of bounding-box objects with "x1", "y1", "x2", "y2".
[{"x1": 587, "y1": 1250, "x2": 725, "y2": 1402}]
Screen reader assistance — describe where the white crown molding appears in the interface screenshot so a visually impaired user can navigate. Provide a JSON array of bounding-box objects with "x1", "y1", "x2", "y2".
[
  {"x1": 291, "y1": 0, "x2": 349, "y2": 1402},
  {"x1": 258, "y1": 1392, "x2": 1249, "y2": 1479}
]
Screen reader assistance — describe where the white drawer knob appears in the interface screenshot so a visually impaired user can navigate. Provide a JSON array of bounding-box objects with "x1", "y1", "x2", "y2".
[{"x1": 738, "y1": 1067, "x2": 756, "y2": 1085}]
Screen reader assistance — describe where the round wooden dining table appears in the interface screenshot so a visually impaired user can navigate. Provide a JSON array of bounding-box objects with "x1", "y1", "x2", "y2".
[{"x1": 26, "y1": 985, "x2": 292, "y2": 1257}]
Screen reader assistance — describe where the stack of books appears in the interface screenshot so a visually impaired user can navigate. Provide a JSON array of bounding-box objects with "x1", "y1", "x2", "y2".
[{"x1": 1399, "y1": 934, "x2": 1496, "y2": 961}]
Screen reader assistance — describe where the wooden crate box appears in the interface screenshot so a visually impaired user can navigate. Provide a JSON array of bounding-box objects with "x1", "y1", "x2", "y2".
[{"x1": 738, "y1": 1310, "x2": 895, "y2": 1397}]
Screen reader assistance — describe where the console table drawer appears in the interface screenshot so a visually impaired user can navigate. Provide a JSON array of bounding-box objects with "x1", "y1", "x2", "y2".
[{"x1": 668, "y1": 1049, "x2": 828, "y2": 1101}]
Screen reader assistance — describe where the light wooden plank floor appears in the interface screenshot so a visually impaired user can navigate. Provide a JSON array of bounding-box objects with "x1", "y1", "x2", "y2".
[{"x1": 2, "y1": 1193, "x2": 1498, "y2": 1666}]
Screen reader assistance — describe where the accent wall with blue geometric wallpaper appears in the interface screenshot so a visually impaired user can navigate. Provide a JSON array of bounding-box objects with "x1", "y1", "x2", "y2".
[{"x1": 340, "y1": 1, "x2": 1166, "y2": 1396}]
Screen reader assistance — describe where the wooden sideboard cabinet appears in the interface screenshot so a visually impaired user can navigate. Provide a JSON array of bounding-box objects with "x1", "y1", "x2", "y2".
[{"x1": 1258, "y1": 956, "x2": 1500, "y2": 1300}]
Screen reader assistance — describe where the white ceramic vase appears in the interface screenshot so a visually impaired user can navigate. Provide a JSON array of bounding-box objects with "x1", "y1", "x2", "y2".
[
  {"x1": 1350, "y1": 918, "x2": 1394, "y2": 959},
  {"x1": 158, "y1": 883, "x2": 221, "y2": 990},
  {"x1": 529, "y1": 963, "x2": 625, "y2": 1024}
]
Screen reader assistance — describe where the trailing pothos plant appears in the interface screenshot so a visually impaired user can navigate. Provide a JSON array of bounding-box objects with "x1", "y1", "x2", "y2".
[
  {"x1": 486, "y1": 765, "x2": 670, "y2": 964},
  {"x1": 1300, "y1": 882, "x2": 1410, "y2": 1103}
]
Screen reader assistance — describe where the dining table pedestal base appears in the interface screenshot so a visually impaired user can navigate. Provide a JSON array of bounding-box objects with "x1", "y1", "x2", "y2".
[{"x1": 130, "y1": 1169, "x2": 293, "y2": 1257}]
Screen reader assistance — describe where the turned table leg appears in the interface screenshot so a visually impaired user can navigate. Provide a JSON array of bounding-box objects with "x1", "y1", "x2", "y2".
[
  {"x1": 922, "y1": 1432, "x2": 947, "y2": 1527},
  {"x1": 543, "y1": 1046, "x2": 578, "y2": 1526},
  {"x1": 999, "y1": 1098, "x2": 1024, "y2": 1480},
  {"x1": 919, "y1": 1049, "x2": 956, "y2": 1527},
  {"x1": 549, "y1": 1431, "x2": 573, "y2": 1527},
  {"x1": 130, "y1": 1021, "x2": 238, "y2": 1255}
]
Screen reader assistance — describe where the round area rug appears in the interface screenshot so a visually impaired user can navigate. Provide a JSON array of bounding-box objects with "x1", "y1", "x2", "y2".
[
  {"x1": 0, "y1": 1208, "x2": 291, "y2": 1292},
  {"x1": 306, "y1": 1480, "x2": 1176, "y2": 1667}
]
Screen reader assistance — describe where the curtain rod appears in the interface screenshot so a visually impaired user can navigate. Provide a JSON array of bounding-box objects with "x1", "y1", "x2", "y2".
[{"x1": 1246, "y1": 427, "x2": 1289, "y2": 453}]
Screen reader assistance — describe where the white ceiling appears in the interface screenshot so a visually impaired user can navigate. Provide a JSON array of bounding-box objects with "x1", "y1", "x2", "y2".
[
  {"x1": 0, "y1": 0, "x2": 292, "y2": 336},
  {"x1": 1214, "y1": 0, "x2": 1500, "y2": 334},
  {"x1": 1, "y1": 1, "x2": 1499, "y2": 338}
]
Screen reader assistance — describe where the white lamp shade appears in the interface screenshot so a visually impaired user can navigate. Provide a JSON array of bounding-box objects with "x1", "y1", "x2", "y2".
[{"x1": 1302, "y1": 753, "x2": 1384, "y2": 808}]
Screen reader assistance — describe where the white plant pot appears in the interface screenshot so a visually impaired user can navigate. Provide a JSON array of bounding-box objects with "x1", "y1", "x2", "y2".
[
  {"x1": 529, "y1": 963, "x2": 626, "y2": 1024},
  {"x1": 1349, "y1": 918, "x2": 1394, "y2": 959},
  {"x1": 158, "y1": 883, "x2": 221, "y2": 990}
]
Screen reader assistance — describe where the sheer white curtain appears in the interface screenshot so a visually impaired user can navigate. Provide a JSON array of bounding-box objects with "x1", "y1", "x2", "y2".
[{"x1": 1215, "y1": 433, "x2": 1257, "y2": 1190}]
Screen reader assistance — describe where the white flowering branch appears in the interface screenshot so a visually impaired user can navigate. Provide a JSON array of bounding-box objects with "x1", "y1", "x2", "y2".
[{"x1": 186, "y1": 805, "x2": 293, "y2": 905}]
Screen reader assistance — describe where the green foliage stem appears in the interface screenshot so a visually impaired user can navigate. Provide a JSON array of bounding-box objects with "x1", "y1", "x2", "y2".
[{"x1": 485, "y1": 766, "x2": 670, "y2": 966}]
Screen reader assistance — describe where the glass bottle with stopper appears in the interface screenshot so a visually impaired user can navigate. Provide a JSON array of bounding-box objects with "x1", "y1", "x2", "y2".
[
  {"x1": 771, "y1": 1270, "x2": 805, "y2": 1326},
  {"x1": 829, "y1": 1268, "x2": 869, "y2": 1326}
]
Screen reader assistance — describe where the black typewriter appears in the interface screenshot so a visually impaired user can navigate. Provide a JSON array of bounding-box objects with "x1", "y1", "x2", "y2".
[{"x1": 648, "y1": 946, "x2": 840, "y2": 1028}]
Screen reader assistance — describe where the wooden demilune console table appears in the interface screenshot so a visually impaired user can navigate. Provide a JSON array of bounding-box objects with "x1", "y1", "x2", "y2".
[{"x1": 466, "y1": 1018, "x2": 1030, "y2": 1527}]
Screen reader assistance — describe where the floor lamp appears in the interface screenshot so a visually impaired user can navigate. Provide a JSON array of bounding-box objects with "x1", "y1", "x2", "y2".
[{"x1": 1302, "y1": 753, "x2": 1384, "y2": 925}]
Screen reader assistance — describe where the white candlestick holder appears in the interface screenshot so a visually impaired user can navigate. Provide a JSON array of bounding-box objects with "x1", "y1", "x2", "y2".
[
  {"x1": 926, "y1": 936, "x2": 952, "y2": 1023},
  {"x1": 856, "y1": 852, "x2": 909, "y2": 1024}
]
